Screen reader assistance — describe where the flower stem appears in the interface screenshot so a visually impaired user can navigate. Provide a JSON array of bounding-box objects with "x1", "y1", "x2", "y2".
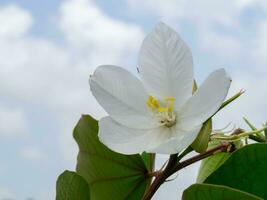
[
  {"x1": 170, "y1": 143, "x2": 232, "y2": 173},
  {"x1": 216, "y1": 90, "x2": 244, "y2": 114},
  {"x1": 211, "y1": 126, "x2": 267, "y2": 141},
  {"x1": 210, "y1": 90, "x2": 244, "y2": 118},
  {"x1": 249, "y1": 135, "x2": 266, "y2": 143},
  {"x1": 142, "y1": 143, "x2": 231, "y2": 200},
  {"x1": 177, "y1": 146, "x2": 193, "y2": 161}
]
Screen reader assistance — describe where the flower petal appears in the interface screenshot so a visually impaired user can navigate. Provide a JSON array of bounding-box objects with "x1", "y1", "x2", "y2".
[
  {"x1": 99, "y1": 117, "x2": 171, "y2": 155},
  {"x1": 138, "y1": 22, "x2": 193, "y2": 109},
  {"x1": 179, "y1": 69, "x2": 231, "y2": 129},
  {"x1": 150, "y1": 125, "x2": 201, "y2": 154},
  {"x1": 90, "y1": 65, "x2": 158, "y2": 129}
]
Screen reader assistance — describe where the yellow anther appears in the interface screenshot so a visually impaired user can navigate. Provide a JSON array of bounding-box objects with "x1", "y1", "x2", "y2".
[
  {"x1": 148, "y1": 96, "x2": 154, "y2": 102},
  {"x1": 147, "y1": 96, "x2": 175, "y2": 113},
  {"x1": 158, "y1": 107, "x2": 167, "y2": 113},
  {"x1": 147, "y1": 96, "x2": 159, "y2": 110}
]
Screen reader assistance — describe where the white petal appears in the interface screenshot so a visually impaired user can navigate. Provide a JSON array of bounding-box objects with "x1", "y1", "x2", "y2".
[
  {"x1": 138, "y1": 22, "x2": 193, "y2": 109},
  {"x1": 99, "y1": 117, "x2": 171, "y2": 155},
  {"x1": 149, "y1": 125, "x2": 201, "y2": 154},
  {"x1": 179, "y1": 69, "x2": 231, "y2": 129},
  {"x1": 90, "y1": 65, "x2": 158, "y2": 129}
]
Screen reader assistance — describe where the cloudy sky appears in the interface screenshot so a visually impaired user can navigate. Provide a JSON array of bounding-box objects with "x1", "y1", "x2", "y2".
[{"x1": 0, "y1": 0, "x2": 267, "y2": 199}]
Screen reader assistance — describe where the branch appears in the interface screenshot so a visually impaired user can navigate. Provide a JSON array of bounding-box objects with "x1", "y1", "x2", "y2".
[
  {"x1": 142, "y1": 142, "x2": 231, "y2": 200},
  {"x1": 171, "y1": 142, "x2": 232, "y2": 173}
]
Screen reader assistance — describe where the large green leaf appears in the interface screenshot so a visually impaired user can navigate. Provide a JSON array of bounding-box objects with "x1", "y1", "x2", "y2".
[
  {"x1": 73, "y1": 115, "x2": 152, "y2": 200},
  {"x1": 191, "y1": 119, "x2": 212, "y2": 153},
  {"x1": 196, "y1": 141, "x2": 231, "y2": 183},
  {"x1": 56, "y1": 170, "x2": 90, "y2": 200},
  {"x1": 205, "y1": 143, "x2": 267, "y2": 199},
  {"x1": 182, "y1": 183, "x2": 263, "y2": 200}
]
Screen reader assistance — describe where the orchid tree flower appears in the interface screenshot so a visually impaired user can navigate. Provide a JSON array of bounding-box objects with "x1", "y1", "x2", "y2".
[{"x1": 89, "y1": 22, "x2": 231, "y2": 155}]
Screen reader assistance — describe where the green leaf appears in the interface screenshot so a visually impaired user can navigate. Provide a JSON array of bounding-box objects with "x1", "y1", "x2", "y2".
[
  {"x1": 56, "y1": 170, "x2": 90, "y2": 200},
  {"x1": 205, "y1": 143, "x2": 267, "y2": 199},
  {"x1": 73, "y1": 115, "x2": 151, "y2": 200},
  {"x1": 182, "y1": 183, "x2": 263, "y2": 200},
  {"x1": 191, "y1": 119, "x2": 212, "y2": 153},
  {"x1": 243, "y1": 117, "x2": 257, "y2": 131},
  {"x1": 196, "y1": 141, "x2": 231, "y2": 183}
]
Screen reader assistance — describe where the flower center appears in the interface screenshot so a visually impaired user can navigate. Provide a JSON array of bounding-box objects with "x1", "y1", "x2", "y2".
[{"x1": 146, "y1": 96, "x2": 176, "y2": 127}]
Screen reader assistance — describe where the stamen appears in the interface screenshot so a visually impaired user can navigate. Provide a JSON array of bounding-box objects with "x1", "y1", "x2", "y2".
[
  {"x1": 147, "y1": 96, "x2": 160, "y2": 111},
  {"x1": 146, "y1": 96, "x2": 176, "y2": 127}
]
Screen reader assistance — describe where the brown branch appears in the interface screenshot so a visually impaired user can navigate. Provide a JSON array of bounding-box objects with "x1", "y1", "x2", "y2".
[{"x1": 142, "y1": 142, "x2": 231, "y2": 200}]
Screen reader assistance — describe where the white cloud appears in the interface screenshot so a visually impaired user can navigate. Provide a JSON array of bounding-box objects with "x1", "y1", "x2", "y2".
[
  {"x1": 0, "y1": 4, "x2": 33, "y2": 38},
  {"x1": 0, "y1": 1, "x2": 145, "y2": 164},
  {"x1": 127, "y1": 0, "x2": 252, "y2": 26},
  {"x1": 0, "y1": 105, "x2": 28, "y2": 137},
  {"x1": 60, "y1": 0, "x2": 144, "y2": 66},
  {"x1": 0, "y1": 163, "x2": 7, "y2": 175},
  {"x1": 252, "y1": 19, "x2": 267, "y2": 66},
  {"x1": 0, "y1": 187, "x2": 16, "y2": 199},
  {"x1": 197, "y1": 28, "x2": 242, "y2": 60},
  {"x1": 126, "y1": 0, "x2": 253, "y2": 60},
  {"x1": 19, "y1": 146, "x2": 45, "y2": 161}
]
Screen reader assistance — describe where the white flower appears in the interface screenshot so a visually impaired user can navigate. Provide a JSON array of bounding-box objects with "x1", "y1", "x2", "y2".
[{"x1": 89, "y1": 22, "x2": 231, "y2": 154}]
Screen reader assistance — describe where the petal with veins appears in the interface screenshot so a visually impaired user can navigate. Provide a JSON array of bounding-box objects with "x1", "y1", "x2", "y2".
[
  {"x1": 149, "y1": 125, "x2": 201, "y2": 154},
  {"x1": 90, "y1": 65, "x2": 158, "y2": 129},
  {"x1": 138, "y1": 22, "x2": 193, "y2": 109},
  {"x1": 179, "y1": 69, "x2": 231, "y2": 130},
  {"x1": 99, "y1": 117, "x2": 172, "y2": 155}
]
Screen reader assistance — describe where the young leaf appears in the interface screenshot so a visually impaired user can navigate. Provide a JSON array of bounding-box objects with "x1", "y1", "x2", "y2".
[
  {"x1": 196, "y1": 141, "x2": 231, "y2": 183},
  {"x1": 56, "y1": 170, "x2": 90, "y2": 200},
  {"x1": 73, "y1": 115, "x2": 152, "y2": 200},
  {"x1": 243, "y1": 117, "x2": 265, "y2": 140},
  {"x1": 205, "y1": 143, "x2": 267, "y2": 199},
  {"x1": 191, "y1": 80, "x2": 212, "y2": 153},
  {"x1": 182, "y1": 183, "x2": 263, "y2": 200},
  {"x1": 141, "y1": 152, "x2": 155, "y2": 173},
  {"x1": 243, "y1": 117, "x2": 257, "y2": 131},
  {"x1": 191, "y1": 119, "x2": 212, "y2": 153}
]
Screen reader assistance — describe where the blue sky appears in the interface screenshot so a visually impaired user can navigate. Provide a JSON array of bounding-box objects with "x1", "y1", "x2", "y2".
[{"x1": 0, "y1": 0, "x2": 267, "y2": 199}]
